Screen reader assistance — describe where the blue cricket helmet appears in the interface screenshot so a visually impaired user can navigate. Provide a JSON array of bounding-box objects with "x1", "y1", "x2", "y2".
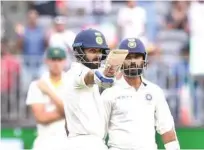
[
  {"x1": 119, "y1": 38, "x2": 147, "y2": 56},
  {"x1": 72, "y1": 29, "x2": 109, "y2": 69},
  {"x1": 119, "y1": 38, "x2": 148, "y2": 77},
  {"x1": 73, "y1": 28, "x2": 109, "y2": 50}
]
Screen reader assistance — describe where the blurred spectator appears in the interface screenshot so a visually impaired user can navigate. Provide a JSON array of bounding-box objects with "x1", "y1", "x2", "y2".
[
  {"x1": 117, "y1": 0, "x2": 147, "y2": 42},
  {"x1": 165, "y1": 1, "x2": 189, "y2": 32},
  {"x1": 137, "y1": 1, "x2": 158, "y2": 43},
  {"x1": 188, "y1": 1, "x2": 204, "y2": 35},
  {"x1": 65, "y1": 0, "x2": 112, "y2": 24},
  {"x1": 143, "y1": 44, "x2": 166, "y2": 86},
  {"x1": 65, "y1": 0, "x2": 87, "y2": 16},
  {"x1": 15, "y1": 9, "x2": 47, "y2": 91},
  {"x1": 67, "y1": 0, "x2": 112, "y2": 16},
  {"x1": 188, "y1": 1, "x2": 204, "y2": 123},
  {"x1": 91, "y1": 0, "x2": 112, "y2": 15},
  {"x1": 1, "y1": 38, "x2": 20, "y2": 119},
  {"x1": 1, "y1": 38, "x2": 20, "y2": 93},
  {"x1": 156, "y1": 29, "x2": 188, "y2": 66},
  {"x1": 188, "y1": 1, "x2": 204, "y2": 76},
  {"x1": 56, "y1": 0, "x2": 68, "y2": 15},
  {"x1": 48, "y1": 16, "x2": 76, "y2": 69},
  {"x1": 1, "y1": 14, "x2": 5, "y2": 39},
  {"x1": 48, "y1": 16, "x2": 75, "y2": 50},
  {"x1": 172, "y1": 42, "x2": 190, "y2": 88},
  {"x1": 174, "y1": 42, "x2": 202, "y2": 126},
  {"x1": 90, "y1": 0, "x2": 112, "y2": 24},
  {"x1": 29, "y1": 1, "x2": 57, "y2": 29},
  {"x1": 100, "y1": 22, "x2": 118, "y2": 49},
  {"x1": 29, "y1": 0, "x2": 57, "y2": 17}
]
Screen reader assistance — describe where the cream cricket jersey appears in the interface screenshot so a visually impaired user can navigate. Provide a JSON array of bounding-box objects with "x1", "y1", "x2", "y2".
[
  {"x1": 26, "y1": 72, "x2": 67, "y2": 137},
  {"x1": 102, "y1": 76, "x2": 175, "y2": 150},
  {"x1": 63, "y1": 62, "x2": 106, "y2": 139}
]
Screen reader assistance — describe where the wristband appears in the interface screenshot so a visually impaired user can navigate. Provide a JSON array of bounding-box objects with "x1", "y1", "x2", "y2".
[{"x1": 164, "y1": 141, "x2": 180, "y2": 150}]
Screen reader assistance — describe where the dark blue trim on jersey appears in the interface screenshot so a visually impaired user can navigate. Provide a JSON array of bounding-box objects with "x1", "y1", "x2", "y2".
[
  {"x1": 143, "y1": 82, "x2": 147, "y2": 86},
  {"x1": 95, "y1": 71, "x2": 114, "y2": 83}
]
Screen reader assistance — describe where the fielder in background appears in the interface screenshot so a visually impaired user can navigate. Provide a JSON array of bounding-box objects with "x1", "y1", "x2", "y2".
[
  {"x1": 102, "y1": 38, "x2": 180, "y2": 150},
  {"x1": 26, "y1": 47, "x2": 68, "y2": 150}
]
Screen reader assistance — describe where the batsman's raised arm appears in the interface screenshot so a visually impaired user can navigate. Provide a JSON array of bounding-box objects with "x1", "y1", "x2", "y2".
[
  {"x1": 83, "y1": 68, "x2": 115, "y2": 88},
  {"x1": 84, "y1": 70, "x2": 95, "y2": 85},
  {"x1": 72, "y1": 47, "x2": 116, "y2": 89},
  {"x1": 76, "y1": 50, "x2": 128, "y2": 88},
  {"x1": 71, "y1": 63, "x2": 95, "y2": 88}
]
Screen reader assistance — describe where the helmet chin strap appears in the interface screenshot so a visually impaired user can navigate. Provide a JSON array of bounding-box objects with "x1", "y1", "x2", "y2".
[{"x1": 83, "y1": 61, "x2": 101, "y2": 69}]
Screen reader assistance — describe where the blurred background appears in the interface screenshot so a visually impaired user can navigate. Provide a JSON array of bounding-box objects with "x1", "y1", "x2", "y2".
[{"x1": 1, "y1": 0, "x2": 204, "y2": 149}]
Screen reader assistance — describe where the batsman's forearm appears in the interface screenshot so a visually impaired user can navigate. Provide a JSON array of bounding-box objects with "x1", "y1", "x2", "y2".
[
  {"x1": 47, "y1": 91, "x2": 65, "y2": 116},
  {"x1": 84, "y1": 71, "x2": 95, "y2": 86},
  {"x1": 161, "y1": 129, "x2": 180, "y2": 150},
  {"x1": 161, "y1": 129, "x2": 177, "y2": 144}
]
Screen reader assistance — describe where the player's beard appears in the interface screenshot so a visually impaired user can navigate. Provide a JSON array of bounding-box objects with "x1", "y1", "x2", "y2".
[
  {"x1": 83, "y1": 57, "x2": 101, "y2": 69},
  {"x1": 123, "y1": 63, "x2": 143, "y2": 77},
  {"x1": 74, "y1": 47, "x2": 104, "y2": 69}
]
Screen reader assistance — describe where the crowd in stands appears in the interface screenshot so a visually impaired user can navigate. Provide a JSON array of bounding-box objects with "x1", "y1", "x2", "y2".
[{"x1": 1, "y1": 0, "x2": 204, "y2": 127}]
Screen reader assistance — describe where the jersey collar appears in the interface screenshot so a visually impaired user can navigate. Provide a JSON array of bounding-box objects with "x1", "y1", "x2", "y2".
[{"x1": 116, "y1": 76, "x2": 147, "y2": 90}]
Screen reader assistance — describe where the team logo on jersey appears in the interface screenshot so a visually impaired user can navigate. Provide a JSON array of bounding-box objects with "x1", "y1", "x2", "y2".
[
  {"x1": 128, "y1": 41, "x2": 136, "y2": 48},
  {"x1": 145, "y1": 94, "x2": 152, "y2": 101},
  {"x1": 96, "y1": 36, "x2": 103, "y2": 45}
]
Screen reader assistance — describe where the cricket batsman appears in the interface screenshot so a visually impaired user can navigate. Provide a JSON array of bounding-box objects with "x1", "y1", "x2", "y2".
[
  {"x1": 63, "y1": 28, "x2": 118, "y2": 150},
  {"x1": 36, "y1": 28, "x2": 117, "y2": 150},
  {"x1": 26, "y1": 47, "x2": 68, "y2": 150},
  {"x1": 102, "y1": 38, "x2": 180, "y2": 150}
]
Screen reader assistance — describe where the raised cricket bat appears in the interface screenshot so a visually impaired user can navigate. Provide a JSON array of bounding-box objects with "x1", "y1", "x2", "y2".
[{"x1": 104, "y1": 49, "x2": 129, "y2": 77}]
